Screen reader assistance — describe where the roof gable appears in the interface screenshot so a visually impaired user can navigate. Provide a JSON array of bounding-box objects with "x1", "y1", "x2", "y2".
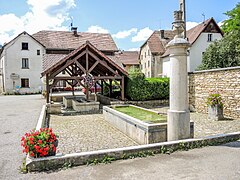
[
  {"x1": 186, "y1": 18, "x2": 223, "y2": 44},
  {"x1": 140, "y1": 18, "x2": 223, "y2": 58},
  {"x1": 42, "y1": 41, "x2": 128, "y2": 77},
  {"x1": 2, "y1": 31, "x2": 45, "y2": 50}
]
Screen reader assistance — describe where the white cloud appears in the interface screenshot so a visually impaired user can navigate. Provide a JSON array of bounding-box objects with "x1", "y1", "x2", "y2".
[
  {"x1": 132, "y1": 27, "x2": 153, "y2": 42},
  {"x1": 112, "y1": 28, "x2": 137, "y2": 39},
  {"x1": 127, "y1": 48, "x2": 139, "y2": 51},
  {"x1": 87, "y1": 25, "x2": 109, "y2": 33},
  {"x1": 186, "y1": 21, "x2": 199, "y2": 30},
  {"x1": 218, "y1": 21, "x2": 224, "y2": 28},
  {"x1": 0, "y1": 0, "x2": 76, "y2": 45}
]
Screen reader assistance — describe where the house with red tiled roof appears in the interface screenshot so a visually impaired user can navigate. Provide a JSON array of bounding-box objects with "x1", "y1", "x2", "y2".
[
  {"x1": 108, "y1": 51, "x2": 140, "y2": 71},
  {"x1": 0, "y1": 31, "x2": 45, "y2": 94},
  {"x1": 0, "y1": 27, "x2": 133, "y2": 94},
  {"x1": 139, "y1": 18, "x2": 223, "y2": 77}
]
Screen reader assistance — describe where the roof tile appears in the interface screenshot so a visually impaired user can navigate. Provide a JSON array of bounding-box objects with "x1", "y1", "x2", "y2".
[{"x1": 32, "y1": 30, "x2": 118, "y2": 52}]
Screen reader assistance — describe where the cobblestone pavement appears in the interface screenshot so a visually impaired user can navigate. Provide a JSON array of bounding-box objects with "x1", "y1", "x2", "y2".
[
  {"x1": 152, "y1": 106, "x2": 240, "y2": 138},
  {"x1": 50, "y1": 114, "x2": 139, "y2": 154},
  {"x1": 50, "y1": 105, "x2": 240, "y2": 155}
]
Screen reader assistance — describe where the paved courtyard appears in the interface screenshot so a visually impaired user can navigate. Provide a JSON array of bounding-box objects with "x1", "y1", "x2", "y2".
[
  {"x1": 50, "y1": 106, "x2": 240, "y2": 155},
  {"x1": 152, "y1": 106, "x2": 240, "y2": 138},
  {"x1": 50, "y1": 114, "x2": 139, "y2": 154},
  {"x1": 0, "y1": 95, "x2": 239, "y2": 179}
]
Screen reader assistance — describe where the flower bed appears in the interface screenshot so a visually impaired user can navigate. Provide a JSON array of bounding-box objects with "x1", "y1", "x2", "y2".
[{"x1": 21, "y1": 128, "x2": 58, "y2": 158}]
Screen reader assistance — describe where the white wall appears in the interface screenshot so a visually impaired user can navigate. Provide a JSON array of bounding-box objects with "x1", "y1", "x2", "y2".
[
  {"x1": 189, "y1": 32, "x2": 222, "y2": 72},
  {"x1": 3, "y1": 33, "x2": 45, "y2": 94},
  {"x1": 162, "y1": 56, "x2": 170, "y2": 77},
  {"x1": 140, "y1": 44, "x2": 153, "y2": 77},
  {"x1": 162, "y1": 32, "x2": 222, "y2": 76}
]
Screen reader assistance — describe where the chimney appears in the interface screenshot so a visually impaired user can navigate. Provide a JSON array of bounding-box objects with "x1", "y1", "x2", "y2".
[
  {"x1": 71, "y1": 27, "x2": 78, "y2": 36},
  {"x1": 160, "y1": 30, "x2": 164, "y2": 39}
]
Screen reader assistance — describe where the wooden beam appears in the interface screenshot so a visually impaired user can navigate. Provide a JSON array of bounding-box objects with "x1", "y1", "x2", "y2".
[
  {"x1": 53, "y1": 76, "x2": 84, "y2": 80},
  {"x1": 49, "y1": 79, "x2": 60, "y2": 89},
  {"x1": 88, "y1": 51, "x2": 117, "y2": 75},
  {"x1": 65, "y1": 67, "x2": 73, "y2": 76},
  {"x1": 88, "y1": 61, "x2": 99, "y2": 73},
  {"x1": 49, "y1": 50, "x2": 86, "y2": 78},
  {"x1": 94, "y1": 76, "x2": 122, "y2": 80},
  {"x1": 75, "y1": 60, "x2": 86, "y2": 74}
]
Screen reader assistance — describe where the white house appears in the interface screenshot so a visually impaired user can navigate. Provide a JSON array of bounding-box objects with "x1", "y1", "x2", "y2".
[
  {"x1": 0, "y1": 32, "x2": 45, "y2": 94},
  {"x1": 0, "y1": 28, "x2": 126, "y2": 94},
  {"x1": 140, "y1": 18, "x2": 223, "y2": 77}
]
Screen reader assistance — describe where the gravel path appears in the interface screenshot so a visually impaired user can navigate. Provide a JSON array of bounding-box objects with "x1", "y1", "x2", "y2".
[{"x1": 50, "y1": 114, "x2": 139, "y2": 154}]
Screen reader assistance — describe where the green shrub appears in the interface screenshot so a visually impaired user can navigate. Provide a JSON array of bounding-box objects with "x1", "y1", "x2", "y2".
[{"x1": 126, "y1": 69, "x2": 169, "y2": 101}]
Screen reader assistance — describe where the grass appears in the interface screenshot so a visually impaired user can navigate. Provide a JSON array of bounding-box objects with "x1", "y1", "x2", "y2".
[{"x1": 113, "y1": 106, "x2": 167, "y2": 124}]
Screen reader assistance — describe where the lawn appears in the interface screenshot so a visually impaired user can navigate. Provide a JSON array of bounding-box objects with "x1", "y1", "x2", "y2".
[{"x1": 113, "y1": 106, "x2": 167, "y2": 124}]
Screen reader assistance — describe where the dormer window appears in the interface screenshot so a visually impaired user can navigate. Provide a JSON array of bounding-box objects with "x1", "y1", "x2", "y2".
[
  {"x1": 207, "y1": 34, "x2": 212, "y2": 42},
  {"x1": 22, "y1": 42, "x2": 28, "y2": 50}
]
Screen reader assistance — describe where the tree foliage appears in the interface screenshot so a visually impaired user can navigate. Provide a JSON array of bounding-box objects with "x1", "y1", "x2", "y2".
[
  {"x1": 197, "y1": 31, "x2": 240, "y2": 70},
  {"x1": 221, "y1": 3, "x2": 240, "y2": 33}
]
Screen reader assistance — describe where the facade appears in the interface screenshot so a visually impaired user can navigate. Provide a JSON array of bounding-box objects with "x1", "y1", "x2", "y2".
[
  {"x1": 0, "y1": 28, "x2": 133, "y2": 94},
  {"x1": 0, "y1": 32, "x2": 45, "y2": 94},
  {"x1": 140, "y1": 18, "x2": 223, "y2": 77}
]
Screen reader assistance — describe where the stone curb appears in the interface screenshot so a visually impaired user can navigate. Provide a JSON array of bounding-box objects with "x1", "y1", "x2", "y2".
[
  {"x1": 26, "y1": 131, "x2": 240, "y2": 172},
  {"x1": 35, "y1": 105, "x2": 47, "y2": 131}
]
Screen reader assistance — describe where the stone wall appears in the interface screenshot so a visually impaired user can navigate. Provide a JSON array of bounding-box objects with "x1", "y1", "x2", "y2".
[{"x1": 189, "y1": 67, "x2": 240, "y2": 119}]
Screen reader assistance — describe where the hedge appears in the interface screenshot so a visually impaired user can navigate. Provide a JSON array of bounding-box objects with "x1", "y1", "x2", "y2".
[{"x1": 126, "y1": 71, "x2": 169, "y2": 101}]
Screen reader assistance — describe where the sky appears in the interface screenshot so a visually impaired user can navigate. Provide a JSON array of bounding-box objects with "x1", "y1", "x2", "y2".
[{"x1": 0, "y1": 0, "x2": 239, "y2": 51}]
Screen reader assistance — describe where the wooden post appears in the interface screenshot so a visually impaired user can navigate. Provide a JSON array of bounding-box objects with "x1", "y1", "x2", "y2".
[
  {"x1": 46, "y1": 74, "x2": 50, "y2": 103},
  {"x1": 121, "y1": 77, "x2": 124, "y2": 100},
  {"x1": 109, "y1": 79, "x2": 112, "y2": 98},
  {"x1": 86, "y1": 85, "x2": 89, "y2": 100},
  {"x1": 86, "y1": 47, "x2": 89, "y2": 72},
  {"x1": 101, "y1": 80, "x2": 104, "y2": 95}
]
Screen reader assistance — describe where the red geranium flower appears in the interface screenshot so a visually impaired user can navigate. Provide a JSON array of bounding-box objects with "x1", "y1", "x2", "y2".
[{"x1": 21, "y1": 128, "x2": 58, "y2": 158}]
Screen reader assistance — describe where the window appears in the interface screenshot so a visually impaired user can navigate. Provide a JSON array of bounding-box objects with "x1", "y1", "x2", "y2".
[
  {"x1": 207, "y1": 34, "x2": 212, "y2": 42},
  {"x1": 22, "y1": 58, "x2": 29, "y2": 69},
  {"x1": 148, "y1": 50, "x2": 150, "y2": 56},
  {"x1": 148, "y1": 71, "x2": 150, "y2": 77},
  {"x1": 145, "y1": 52, "x2": 146, "y2": 58},
  {"x1": 21, "y1": 78, "x2": 29, "y2": 88},
  {"x1": 144, "y1": 63, "x2": 146, "y2": 68},
  {"x1": 37, "y1": 50, "x2": 40, "y2": 55},
  {"x1": 62, "y1": 70, "x2": 66, "y2": 74},
  {"x1": 22, "y1": 42, "x2": 28, "y2": 50},
  {"x1": 148, "y1": 60, "x2": 150, "y2": 67}
]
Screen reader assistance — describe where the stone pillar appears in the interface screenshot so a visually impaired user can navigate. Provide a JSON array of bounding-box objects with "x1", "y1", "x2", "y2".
[{"x1": 167, "y1": 10, "x2": 191, "y2": 141}]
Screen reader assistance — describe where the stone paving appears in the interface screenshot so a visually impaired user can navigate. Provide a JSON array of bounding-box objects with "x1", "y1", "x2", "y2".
[
  {"x1": 50, "y1": 105, "x2": 240, "y2": 155},
  {"x1": 152, "y1": 106, "x2": 240, "y2": 138},
  {"x1": 50, "y1": 114, "x2": 139, "y2": 154}
]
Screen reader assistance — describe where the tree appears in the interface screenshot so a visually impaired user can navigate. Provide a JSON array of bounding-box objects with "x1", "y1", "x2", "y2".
[
  {"x1": 222, "y1": 3, "x2": 240, "y2": 33},
  {"x1": 197, "y1": 31, "x2": 240, "y2": 70}
]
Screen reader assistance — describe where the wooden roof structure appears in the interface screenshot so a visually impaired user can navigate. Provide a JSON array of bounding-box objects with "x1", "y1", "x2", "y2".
[{"x1": 43, "y1": 41, "x2": 128, "y2": 102}]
